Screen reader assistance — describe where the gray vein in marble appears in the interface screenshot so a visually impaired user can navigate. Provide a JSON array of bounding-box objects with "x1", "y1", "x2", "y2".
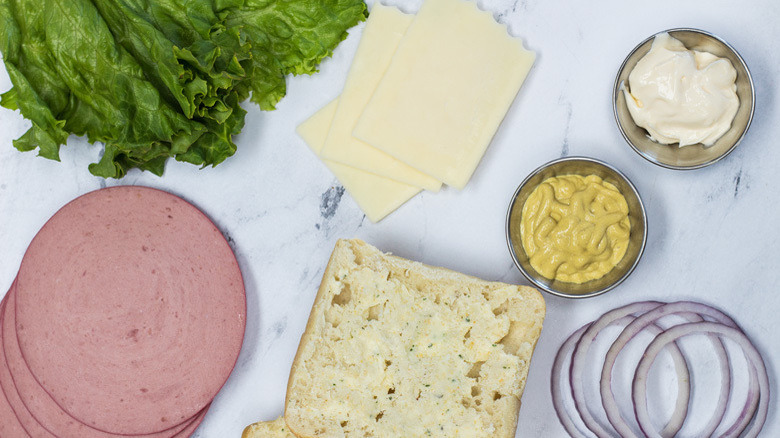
[
  {"x1": 495, "y1": 0, "x2": 520, "y2": 24},
  {"x1": 734, "y1": 167, "x2": 752, "y2": 198},
  {"x1": 354, "y1": 214, "x2": 367, "y2": 231},
  {"x1": 320, "y1": 185, "x2": 345, "y2": 219},
  {"x1": 271, "y1": 317, "x2": 288, "y2": 341},
  {"x1": 558, "y1": 95, "x2": 573, "y2": 157},
  {"x1": 232, "y1": 207, "x2": 269, "y2": 225},
  {"x1": 733, "y1": 169, "x2": 742, "y2": 197},
  {"x1": 315, "y1": 181, "x2": 369, "y2": 238},
  {"x1": 704, "y1": 163, "x2": 750, "y2": 203},
  {"x1": 302, "y1": 266, "x2": 325, "y2": 294},
  {"x1": 517, "y1": 0, "x2": 536, "y2": 13},
  {"x1": 252, "y1": 315, "x2": 297, "y2": 366},
  {"x1": 298, "y1": 267, "x2": 310, "y2": 286}
]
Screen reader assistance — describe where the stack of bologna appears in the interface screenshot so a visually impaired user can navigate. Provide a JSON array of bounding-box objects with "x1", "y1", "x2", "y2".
[{"x1": 0, "y1": 186, "x2": 247, "y2": 437}]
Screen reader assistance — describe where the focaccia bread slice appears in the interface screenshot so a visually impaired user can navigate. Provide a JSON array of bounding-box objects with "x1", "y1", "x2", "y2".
[
  {"x1": 285, "y1": 239, "x2": 545, "y2": 437},
  {"x1": 242, "y1": 417, "x2": 296, "y2": 437}
]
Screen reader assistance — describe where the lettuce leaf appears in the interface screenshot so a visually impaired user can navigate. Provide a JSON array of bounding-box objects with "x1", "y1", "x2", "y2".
[
  {"x1": 1, "y1": 0, "x2": 207, "y2": 177},
  {"x1": 224, "y1": 0, "x2": 368, "y2": 110},
  {"x1": 0, "y1": 0, "x2": 366, "y2": 177}
]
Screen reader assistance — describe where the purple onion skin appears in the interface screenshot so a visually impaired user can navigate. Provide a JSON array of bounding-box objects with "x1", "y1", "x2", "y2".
[
  {"x1": 552, "y1": 301, "x2": 767, "y2": 438},
  {"x1": 627, "y1": 301, "x2": 758, "y2": 438},
  {"x1": 605, "y1": 302, "x2": 737, "y2": 438},
  {"x1": 557, "y1": 301, "x2": 690, "y2": 438},
  {"x1": 570, "y1": 302, "x2": 663, "y2": 437},
  {"x1": 600, "y1": 318, "x2": 693, "y2": 438},
  {"x1": 551, "y1": 324, "x2": 592, "y2": 438},
  {"x1": 633, "y1": 322, "x2": 768, "y2": 438}
]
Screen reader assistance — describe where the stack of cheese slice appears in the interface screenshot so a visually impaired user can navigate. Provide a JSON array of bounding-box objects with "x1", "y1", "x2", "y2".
[{"x1": 297, "y1": 0, "x2": 535, "y2": 222}]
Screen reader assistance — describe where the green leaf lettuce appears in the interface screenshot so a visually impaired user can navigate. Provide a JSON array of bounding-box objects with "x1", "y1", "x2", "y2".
[{"x1": 0, "y1": 0, "x2": 366, "y2": 177}]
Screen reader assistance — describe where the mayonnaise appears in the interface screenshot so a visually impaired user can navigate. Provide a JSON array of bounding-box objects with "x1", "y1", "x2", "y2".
[{"x1": 623, "y1": 33, "x2": 739, "y2": 147}]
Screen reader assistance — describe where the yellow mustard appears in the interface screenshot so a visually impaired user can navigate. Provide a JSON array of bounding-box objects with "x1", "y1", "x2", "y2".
[{"x1": 520, "y1": 174, "x2": 630, "y2": 283}]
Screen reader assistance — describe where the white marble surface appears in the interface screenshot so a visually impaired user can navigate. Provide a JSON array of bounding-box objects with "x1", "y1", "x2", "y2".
[{"x1": 0, "y1": 0, "x2": 778, "y2": 436}]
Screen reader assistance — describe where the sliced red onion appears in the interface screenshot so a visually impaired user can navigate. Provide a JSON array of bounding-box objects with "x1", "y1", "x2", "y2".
[
  {"x1": 552, "y1": 316, "x2": 648, "y2": 438},
  {"x1": 624, "y1": 301, "x2": 758, "y2": 438},
  {"x1": 633, "y1": 322, "x2": 769, "y2": 438},
  {"x1": 569, "y1": 302, "x2": 664, "y2": 437},
  {"x1": 599, "y1": 318, "x2": 693, "y2": 438},
  {"x1": 602, "y1": 302, "x2": 735, "y2": 438},
  {"x1": 553, "y1": 301, "x2": 767, "y2": 438},
  {"x1": 551, "y1": 324, "x2": 593, "y2": 438},
  {"x1": 723, "y1": 377, "x2": 760, "y2": 438}
]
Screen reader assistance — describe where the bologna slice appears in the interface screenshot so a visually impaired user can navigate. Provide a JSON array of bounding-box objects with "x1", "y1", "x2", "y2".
[
  {"x1": 3, "y1": 286, "x2": 199, "y2": 438},
  {"x1": 13, "y1": 186, "x2": 246, "y2": 435},
  {"x1": 171, "y1": 407, "x2": 209, "y2": 438},
  {"x1": 0, "y1": 290, "x2": 37, "y2": 438},
  {"x1": 0, "y1": 297, "x2": 56, "y2": 437},
  {"x1": 0, "y1": 356, "x2": 26, "y2": 437},
  {"x1": 0, "y1": 392, "x2": 27, "y2": 438}
]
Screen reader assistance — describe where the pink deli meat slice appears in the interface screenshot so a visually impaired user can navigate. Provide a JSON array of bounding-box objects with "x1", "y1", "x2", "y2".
[
  {"x1": 0, "y1": 363, "x2": 28, "y2": 437},
  {"x1": 0, "y1": 297, "x2": 56, "y2": 437},
  {"x1": 14, "y1": 186, "x2": 246, "y2": 435},
  {"x1": 0, "y1": 290, "x2": 32, "y2": 438},
  {"x1": 0, "y1": 390, "x2": 28, "y2": 437},
  {"x1": 3, "y1": 286, "x2": 199, "y2": 438},
  {"x1": 170, "y1": 406, "x2": 209, "y2": 438}
]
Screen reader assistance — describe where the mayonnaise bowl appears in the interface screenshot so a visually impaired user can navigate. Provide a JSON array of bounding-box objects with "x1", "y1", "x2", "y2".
[
  {"x1": 614, "y1": 28, "x2": 755, "y2": 170},
  {"x1": 506, "y1": 157, "x2": 647, "y2": 299}
]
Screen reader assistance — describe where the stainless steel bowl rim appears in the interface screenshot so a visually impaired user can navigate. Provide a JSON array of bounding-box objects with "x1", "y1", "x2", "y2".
[
  {"x1": 613, "y1": 28, "x2": 755, "y2": 170},
  {"x1": 505, "y1": 156, "x2": 648, "y2": 299}
]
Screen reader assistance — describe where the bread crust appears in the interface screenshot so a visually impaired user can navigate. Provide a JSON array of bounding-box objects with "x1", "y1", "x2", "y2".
[
  {"x1": 242, "y1": 417, "x2": 296, "y2": 438},
  {"x1": 284, "y1": 241, "x2": 349, "y2": 438}
]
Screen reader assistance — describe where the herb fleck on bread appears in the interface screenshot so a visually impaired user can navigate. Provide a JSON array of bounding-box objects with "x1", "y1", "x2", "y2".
[{"x1": 285, "y1": 239, "x2": 545, "y2": 437}]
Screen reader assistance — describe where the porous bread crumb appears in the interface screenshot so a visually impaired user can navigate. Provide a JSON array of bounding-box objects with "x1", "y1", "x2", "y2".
[
  {"x1": 285, "y1": 239, "x2": 545, "y2": 438},
  {"x1": 242, "y1": 417, "x2": 296, "y2": 437}
]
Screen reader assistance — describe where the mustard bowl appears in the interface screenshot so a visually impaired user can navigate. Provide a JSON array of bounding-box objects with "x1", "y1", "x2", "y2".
[{"x1": 505, "y1": 157, "x2": 647, "y2": 298}]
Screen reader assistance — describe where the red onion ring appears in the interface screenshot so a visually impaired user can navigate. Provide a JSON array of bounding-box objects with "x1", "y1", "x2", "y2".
[
  {"x1": 570, "y1": 302, "x2": 660, "y2": 437},
  {"x1": 621, "y1": 302, "x2": 756, "y2": 437},
  {"x1": 724, "y1": 376, "x2": 760, "y2": 438},
  {"x1": 601, "y1": 302, "x2": 733, "y2": 437},
  {"x1": 569, "y1": 302, "x2": 690, "y2": 437},
  {"x1": 553, "y1": 304, "x2": 690, "y2": 438},
  {"x1": 552, "y1": 301, "x2": 768, "y2": 438},
  {"x1": 632, "y1": 321, "x2": 769, "y2": 438},
  {"x1": 552, "y1": 324, "x2": 593, "y2": 438}
]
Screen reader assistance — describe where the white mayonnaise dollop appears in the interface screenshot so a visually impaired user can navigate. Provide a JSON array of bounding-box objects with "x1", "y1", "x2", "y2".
[{"x1": 623, "y1": 33, "x2": 739, "y2": 147}]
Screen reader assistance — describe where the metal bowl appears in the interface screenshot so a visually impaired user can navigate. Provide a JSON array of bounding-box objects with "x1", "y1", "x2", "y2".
[
  {"x1": 613, "y1": 28, "x2": 755, "y2": 170},
  {"x1": 506, "y1": 157, "x2": 647, "y2": 298}
]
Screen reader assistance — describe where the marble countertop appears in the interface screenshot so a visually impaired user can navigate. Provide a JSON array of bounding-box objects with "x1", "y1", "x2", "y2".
[{"x1": 1, "y1": 0, "x2": 777, "y2": 436}]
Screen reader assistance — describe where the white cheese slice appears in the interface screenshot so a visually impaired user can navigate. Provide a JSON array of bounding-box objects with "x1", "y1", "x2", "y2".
[
  {"x1": 353, "y1": 0, "x2": 535, "y2": 189},
  {"x1": 297, "y1": 99, "x2": 421, "y2": 223},
  {"x1": 318, "y1": 4, "x2": 442, "y2": 193}
]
